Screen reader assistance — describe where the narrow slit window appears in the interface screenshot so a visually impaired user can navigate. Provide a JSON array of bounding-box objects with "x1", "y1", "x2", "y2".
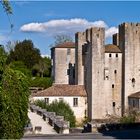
[
  {"x1": 112, "y1": 84, "x2": 114, "y2": 88},
  {"x1": 113, "y1": 102, "x2": 115, "y2": 107},
  {"x1": 114, "y1": 70, "x2": 117, "y2": 74},
  {"x1": 109, "y1": 54, "x2": 112, "y2": 57},
  {"x1": 116, "y1": 53, "x2": 118, "y2": 57}
]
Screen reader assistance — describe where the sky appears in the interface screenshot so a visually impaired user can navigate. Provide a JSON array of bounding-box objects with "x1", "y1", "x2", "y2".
[{"x1": 1, "y1": 1, "x2": 140, "y2": 56}]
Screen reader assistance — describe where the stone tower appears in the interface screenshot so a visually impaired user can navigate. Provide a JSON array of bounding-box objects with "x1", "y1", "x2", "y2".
[
  {"x1": 51, "y1": 42, "x2": 75, "y2": 84},
  {"x1": 89, "y1": 27, "x2": 105, "y2": 119},
  {"x1": 76, "y1": 27, "x2": 105, "y2": 120},
  {"x1": 75, "y1": 32, "x2": 86, "y2": 85},
  {"x1": 119, "y1": 23, "x2": 140, "y2": 113}
]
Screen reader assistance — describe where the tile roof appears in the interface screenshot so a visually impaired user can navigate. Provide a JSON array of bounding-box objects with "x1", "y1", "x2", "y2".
[
  {"x1": 105, "y1": 44, "x2": 122, "y2": 53},
  {"x1": 32, "y1": 84, "x2": 87, "y2": 97},
  {"x1": 52, "y1": 42, "x2": 75, "y2": 49},
  {"x1": 128, "y1": 91, "x2": 140, "y2": 99}
]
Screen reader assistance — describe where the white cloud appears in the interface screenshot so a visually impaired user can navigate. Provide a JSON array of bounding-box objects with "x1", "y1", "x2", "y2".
[
  {"x1": 105, "y1": 27, "x2": 118, "y2": 38},
  {"x1": 20, "y1": 18, "x2": 118, "y2": 38}
]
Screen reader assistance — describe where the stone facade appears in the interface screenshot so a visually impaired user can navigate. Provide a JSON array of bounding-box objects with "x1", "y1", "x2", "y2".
[
  {"x1": 119, "y1": 23, "x2": 140, "y2": 114},
  {"x1": 51, "y1": 42, "x2": 75, "y2": 85},
  {"x1": 51, "y1": 22, "x2": 140, "y2": 121},
  {"x1": 75, "y1": 27, "x2": 122, "y2": 120}
]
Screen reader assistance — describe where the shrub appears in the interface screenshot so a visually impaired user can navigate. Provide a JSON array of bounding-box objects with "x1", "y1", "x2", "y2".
[
  {"x1": 35, "y1": 100, "x2": 76, "y2": 127},
  {"x1": 34, "y1": 100, "x2": 47, "y2": 109},
  {"x1": 120, "y1": 115, "x2": 135, "y2": 124},
  {"x1": 0, "y1": 67, "x2": 30, "y2": 139},
  {"x1": 30, "y1": 77, "x2": 52, "y2": 89}
]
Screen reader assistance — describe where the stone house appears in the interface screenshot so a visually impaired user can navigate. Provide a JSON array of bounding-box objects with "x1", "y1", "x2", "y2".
[
  {"x1": 51, "y1": 42, "x2": 75, "y2": 85},
  {"x1": 31, "y1": 84, "x2": 87, "y2": 124}
]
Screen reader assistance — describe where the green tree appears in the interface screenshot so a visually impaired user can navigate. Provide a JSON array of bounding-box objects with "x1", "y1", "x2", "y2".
[
  {"x1": 0, "y1": 67, "x2": 30, "y2": 139},
  {"x1": 0, "y1": 46, "x2": 7, "y2": 80},
  {"x1": 7, "y1": 40, "x2": 41, "y2": 69},
  {"x1": 54, "y1": 34, "x2": 73, "y2": 45},
  {"x1": 32, "y1": 57, "x2": 51, "y2": 77},
  {"x1": 9, "y1": 61, "x2": 32, "y2": 78},
  {"x1": 0, "y1": 47, "x2": 30, "y2": 139},
  {"x1": 1, "y1": 0, "x2": 12, "y2": 14}
]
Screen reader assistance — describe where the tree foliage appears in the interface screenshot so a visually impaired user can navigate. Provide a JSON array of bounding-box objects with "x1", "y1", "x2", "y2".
[
  {"x1": 54, "y1": 34, "x2": 73, "y2": 45},
  {"x1": 0, "y1": 47, "x2": 30, "y2": 139},
  {"x1": 31, "y1": 77, "x2": 52, "y2": 89},
  {"x1": 9, "y1": 61, "x2": 32, "y2": 78},
  {"x1": 0, "y1": 67, "x2": 30, "y2": 139},
  {"x1": 1, "y1": 0, "x2": 12, "y2": 14},
  {"x1": 0, "y1": 46, "x2": 7, "y2": 80},
  {"x1": 35, "y1": 100, "x2": 76, "y2": 127},
  {"x1": 7, "y1": 40, "x2": 41, "y2": 69},
  {"x1": 32, "y1": 57, "x2": 51, "y2": 77}
]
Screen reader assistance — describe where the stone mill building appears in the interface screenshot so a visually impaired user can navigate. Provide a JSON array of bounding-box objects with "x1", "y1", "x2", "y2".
[{"x1": 51, "y1": 22, "x2": 140, "y2": 121}]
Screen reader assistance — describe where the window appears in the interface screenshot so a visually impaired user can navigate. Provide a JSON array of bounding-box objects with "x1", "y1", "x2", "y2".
[
  {"x1": 104, "y1": 68, "x2": 109, "y2": 80},
  {"x1": 114, "y1": 70, "x2": 117, "y2": 74},
  {"x1": 67, "y1": 69, "x2": 70, "y2": 75},
  {"x1": 113, "y1": 102, "x2": 115, "y2": 107},
  {"x1": 133, "y1": 100, "x2": 135, "y2": 107},
  {"x1": 116, "y1": 53, "x2": 118, "y2": 57},
  {"x1": 45, "y1": 98, "x2": 49, "y2": 104},
  {"x1": 67, "y1": 48, "x2": 71, "y2": 55},
  {"x1": 132, "y1": 78, "x2": 135, "y2": 87},
  {"x1": 73, "y1": 98, "x2": 78, "y2": 107},
  {"x1": 109, "y1": 54, "x2": 112, "y2": 57},
  {"x1": 73, "y1": 69, "x2": 75, "y2": 78},
  {"x1": 106, "y1": 76, "x2": 109, "y2": 80},
  {"x1": 112, "y1": 84, "x2": 114, "y2": 88}
]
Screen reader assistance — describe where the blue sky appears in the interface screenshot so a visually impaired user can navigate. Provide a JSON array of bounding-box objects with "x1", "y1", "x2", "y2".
[{"x1": 1, "y1": 1, "x2": 140, "y2": 56}]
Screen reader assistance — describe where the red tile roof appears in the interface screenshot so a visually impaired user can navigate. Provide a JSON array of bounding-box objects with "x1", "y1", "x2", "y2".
[
  {"x1": 128, "y1": 91, "x2": 140, "y2": 99},
  {"x1": 32, "y1": 84, "x2": 87, "y2": 97},
  {"x1": 53, "y1": 42, "x2": 75, "y2": 49},
  {"x1": 105, "y1": 44, "x2": 122, "y2": 53}
]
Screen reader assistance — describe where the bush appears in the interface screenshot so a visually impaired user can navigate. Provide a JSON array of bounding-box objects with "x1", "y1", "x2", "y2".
[
  {"x1": 120, "y1": 115, "x2": 135, "y2": 124},
  {"x1": 34, "y1": 100, "x2": 47, "y2": 109},
  {"x1": 0, "y1": 67, "x2": 30, "y2": 139},
  {"x1": 30, "y1": 77, "x2": 52, "y2": 88},
  {"x1": 35, "y1": 100, "x2": 76, "y2": 127}
]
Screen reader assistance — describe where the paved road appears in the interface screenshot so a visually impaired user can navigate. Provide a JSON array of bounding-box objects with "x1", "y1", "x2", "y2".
[{"x1": 23, "y1": 129, "x2": 140, "y2": 139}]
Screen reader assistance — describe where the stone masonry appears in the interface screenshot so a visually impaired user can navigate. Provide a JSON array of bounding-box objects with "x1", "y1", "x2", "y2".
[{"x1": 51, "y1": 22, "x2": 140, "y2": 121}]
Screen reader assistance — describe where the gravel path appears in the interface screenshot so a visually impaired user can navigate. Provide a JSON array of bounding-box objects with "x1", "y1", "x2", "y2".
[{"x1": 28, "y1": 110, "x2": 57, "y2": 134}]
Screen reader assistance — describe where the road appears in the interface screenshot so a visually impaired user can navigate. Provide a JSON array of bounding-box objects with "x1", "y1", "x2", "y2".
[{"x1": 23, "y1": 129, "x2": 140, "y2": 139}]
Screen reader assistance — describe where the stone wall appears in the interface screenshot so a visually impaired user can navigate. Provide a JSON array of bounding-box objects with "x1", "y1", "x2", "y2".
[
  {"x1": 119, "y1": 23, "x2": 140, "y2": 112},
  {"x1": 51, "y1": 47, "x2": 75, "y2": 84}
]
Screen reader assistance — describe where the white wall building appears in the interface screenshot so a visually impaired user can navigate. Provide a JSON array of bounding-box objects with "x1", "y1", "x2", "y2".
[{"x1": 31, "y1": 84, "x2": 87, "y2": 124}]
